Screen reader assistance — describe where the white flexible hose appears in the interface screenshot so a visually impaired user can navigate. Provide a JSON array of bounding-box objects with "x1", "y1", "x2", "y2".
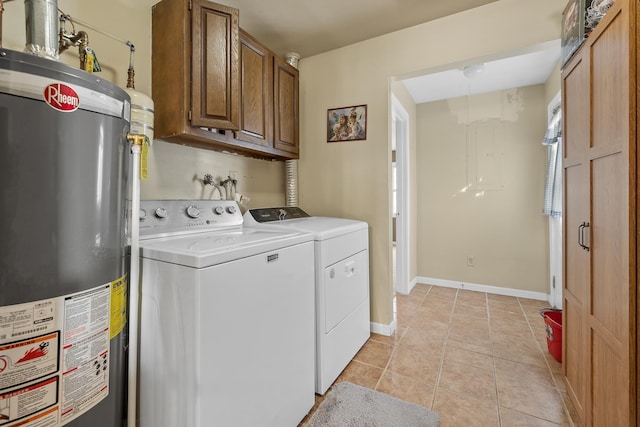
[{"x1": 128, "y1": 144, "x2": 141, "y2": 427}]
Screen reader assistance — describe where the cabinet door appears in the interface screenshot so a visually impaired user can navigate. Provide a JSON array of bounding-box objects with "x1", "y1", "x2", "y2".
[
  {"x1": 273, "y1": 56, "x2": 299, "y2": 155},
  {"x1": 191, "y1": 0, "x2": 239, "y2": 130},
  {"x1": 236, "y1": 30, "x2": 272, "y2": 147},
  {"x1": 562, "y1": 48, "x2": 590, "y2": 424},
  {"x1": 588, "y1": 6, "x2": 631, "y2": 426}
]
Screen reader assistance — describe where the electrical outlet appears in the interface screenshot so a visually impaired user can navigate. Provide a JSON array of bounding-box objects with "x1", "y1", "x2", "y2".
[{"x1": 467, "y1": 255, "x2": 475, "y2": 267}]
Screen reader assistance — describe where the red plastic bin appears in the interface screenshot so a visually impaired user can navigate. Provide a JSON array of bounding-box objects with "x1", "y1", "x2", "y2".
[{"x1": 540, "y1": 309, "x2": 562, "y2": 363}]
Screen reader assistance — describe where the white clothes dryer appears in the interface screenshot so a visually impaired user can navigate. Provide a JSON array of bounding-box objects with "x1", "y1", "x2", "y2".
[
  {"x1": 138, "y1": 200, "x2": 315, "y2": 427},
  {"x1": 244, "y1": 207, "x2": 370, "y2": 395}
]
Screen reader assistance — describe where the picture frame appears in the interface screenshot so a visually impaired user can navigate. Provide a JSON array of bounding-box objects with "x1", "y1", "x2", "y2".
[
  {"x1": 327, "y1": 105, "x2": 367, "y2": 142},
  {"x1": 561, "y1": 0, "x2": 587, "y2": 66}
]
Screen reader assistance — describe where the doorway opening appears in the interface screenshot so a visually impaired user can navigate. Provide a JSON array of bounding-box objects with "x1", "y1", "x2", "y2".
[{"x1": 392, "y1": 95, "x2": 410, "y2": 296}]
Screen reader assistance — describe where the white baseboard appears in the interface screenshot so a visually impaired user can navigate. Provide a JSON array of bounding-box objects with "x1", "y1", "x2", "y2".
[
  {"x1": 370, "y1": 318, "x2": 397, "y2": 337},
  {"x1": 417, "y1": 276, "x2": 550, "y2": 302}
]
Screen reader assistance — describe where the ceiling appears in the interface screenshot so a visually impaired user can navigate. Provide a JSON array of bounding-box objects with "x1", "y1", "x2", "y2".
[
  {"x1": 141, "y1": 0, "x2": 560, "y2": 104},
  {"x1": 214, "y1": 0, "x2": 499, "y2": 59},
  {"x1": 401, "y1": 41, "x2": 561, "y2": 104}
]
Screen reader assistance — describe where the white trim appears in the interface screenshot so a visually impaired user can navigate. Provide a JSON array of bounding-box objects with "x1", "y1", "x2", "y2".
[
  {"x1": 391, "y1": 95, "x2": 410, "y2": 296},
  {"x1": 370, "y1": 319, "x2": 397, "y2": 337},
  {"x1": 417, "y1": 276, "x2": 550, "y2": 302}
]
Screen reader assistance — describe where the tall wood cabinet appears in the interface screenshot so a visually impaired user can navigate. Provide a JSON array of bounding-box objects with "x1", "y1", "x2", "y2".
[
  {"x1": 561, "y1": 0, "x2": 637, "y2": 425},
  {"x1": 151, "y1": 0, "x2": 299, "y2": 160}
]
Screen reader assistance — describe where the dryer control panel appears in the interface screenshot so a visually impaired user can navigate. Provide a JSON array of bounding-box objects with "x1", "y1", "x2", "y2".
[{"x1": 246, "y1": 207, "x2": 310, "y2": 223}]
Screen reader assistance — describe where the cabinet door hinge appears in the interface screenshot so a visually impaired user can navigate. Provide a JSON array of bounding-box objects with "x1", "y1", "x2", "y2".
[
  {"x1": 188, "y1": 110, "x2": 192, "y2": 121},
  {"x1": 188, "y1": 0, "x2": 192, "y2": 10}
]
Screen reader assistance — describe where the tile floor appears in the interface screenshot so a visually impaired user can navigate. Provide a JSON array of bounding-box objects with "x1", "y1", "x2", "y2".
[{"x1": 300, "y1": 284, "x2": 581, "y2": 427}]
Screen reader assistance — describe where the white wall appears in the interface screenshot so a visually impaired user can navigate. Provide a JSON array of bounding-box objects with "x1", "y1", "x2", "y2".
[
  {"x1": 416, "y1": 85, "x2": 549, "y2": 293},
  {"x1": 298, "y1": 0, "x2": 563, "y2": 326}
]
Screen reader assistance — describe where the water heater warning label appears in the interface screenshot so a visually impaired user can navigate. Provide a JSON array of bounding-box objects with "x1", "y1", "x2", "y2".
[{"x1": 0, "y1": 280, "x2": 121, "y2": 427}]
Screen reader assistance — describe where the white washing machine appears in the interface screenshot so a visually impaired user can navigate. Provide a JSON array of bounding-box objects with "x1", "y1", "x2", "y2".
[
  {"x1": 137, "y1": 200, "x2": 315, "y2": 427},
  {"x1": 244, "y1": 207, "x2": 370, "y2": 395}
]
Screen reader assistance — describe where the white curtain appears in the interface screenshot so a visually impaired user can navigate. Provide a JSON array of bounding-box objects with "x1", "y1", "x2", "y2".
[{"x1": 542, "y1": 109, "x2": 562, "y2": 218}]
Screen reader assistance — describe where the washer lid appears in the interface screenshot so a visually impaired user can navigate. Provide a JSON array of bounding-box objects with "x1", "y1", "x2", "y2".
[{"x1": 140, "y1": 228, "x2": 313, "y2": 268}]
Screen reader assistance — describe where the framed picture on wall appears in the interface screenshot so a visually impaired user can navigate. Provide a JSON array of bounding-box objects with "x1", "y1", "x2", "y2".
[
  {"x1": 561, "y1": 0, "x2": 587, "y2": 66},
  {"x1": 327, "y1": 105, "x2": 367, "y2": 142}
]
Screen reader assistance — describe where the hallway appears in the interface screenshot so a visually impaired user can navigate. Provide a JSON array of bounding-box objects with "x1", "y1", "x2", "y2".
[{"x1": 302, "y1": 284, "x2": 580, "y2": 426}]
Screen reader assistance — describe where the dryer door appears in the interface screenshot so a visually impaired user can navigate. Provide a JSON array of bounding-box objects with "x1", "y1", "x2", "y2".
[{"x1": 324, "y1": 249, "x2": 369, "y2": 333}]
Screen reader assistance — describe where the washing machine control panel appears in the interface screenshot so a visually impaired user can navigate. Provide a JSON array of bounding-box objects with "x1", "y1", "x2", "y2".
[{"x1": 139, "y1": 200, "x2": 243, "y2": 238}]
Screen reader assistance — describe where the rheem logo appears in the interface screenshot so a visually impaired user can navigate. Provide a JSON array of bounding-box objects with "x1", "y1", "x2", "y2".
[{"x1": 43, "y1": 83, "x2": 80, "y2": 112}]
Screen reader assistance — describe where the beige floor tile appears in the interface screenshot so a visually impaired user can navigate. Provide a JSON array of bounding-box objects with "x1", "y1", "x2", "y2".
[
  {"x1": 456, "y1": 290, "x2": 488, "y2": 305},
  {"x1": 518, "y1": 298, "x2": 552, "y2": 308},
  {"x1": 447, "y1": 335, "x2": 494, "y2": 356},
  {"x1": 489, "y1": 307, "x2": 528, "y2": 323},
  {"x1": 433, "y1": 387, "x2": 499, "y2": 427},
  {"x1": 494, "y1": 357, "x2": 555, "y2": 388},
  {"x1": 353, "y1": 339, "x2": 394, "y2": 368},
  {"x1": 400, "y1": 327, "x2": 446, "y2": 353},
  {"x1": 438, "y1": 359, "x2": 497, "y2": 403},
  {"x1": 450, "y1": 313, "x2": 490, "y2": 333},
  {"x1": 369, "y1": 330, "x2": 404, "y2": 346},
  {"x1": 488, "y1": 299, "x2": 523, "y2": 313},
  {"x1": 487, "y1": 294, "x2": 520, "y2": 303},
  {"x1": 427, "y1": 286, "x2": 458, "y2": 298},
  {"x1": 387, "y1": 345, "x2": 441, "y2": 384},
  {"x1": 444, "y1": 345, "x2": 494, "y2": 371},
  {"x1": 334, "y1": 359, "x2": 383, "y2": 390},
  {"x1": 376, "y1": 370, "x2": 436, "y2": 408},
  {"x1": 421, "y1": 297, "x2": 455, "y2": 313},
  {"x1": 449, "y1": 322, "x2": 492, "y2": 348},
  {"x1": 409, "y1": 310, "x2": 450, "y2": 332},
  {"x1": 490, "y1": 318, "x2": 535, "y2": 339},
  {"x1": 453, "y1": 302, "x2": 488, "y2": 318},
  {"x1": 497, "y1": 373, "x2": 569, "y2": 424},
  {"x1": 491, "y1": 335, "x2": 547, "y2": 368},
  {"x1": 500, "y1": 407, "x2": 566, "y2": 426}
]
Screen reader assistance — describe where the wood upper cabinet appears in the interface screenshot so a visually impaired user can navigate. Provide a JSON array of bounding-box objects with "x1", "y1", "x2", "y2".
[
  {"x1": 562, "y1": 1, "x2": 637, "y2": 425},
  {"x1": 273, "y1": 54, "x2": 299, "y2": 155},
  {"x1": 236, "y1": 30, "x2": 272, "y2": 148},
  {"x1": 152, "y1": 0, "x2": 239, "y2": 137},
  {"x1": 235, "y1": 30, "x2": 299, "y2": 158},
  {"x1": 152, "y1": 0, "x2": 299, "y2": 159},
  {"x1": 191, "y1": 0, "x2": 239, "y2": 129}
]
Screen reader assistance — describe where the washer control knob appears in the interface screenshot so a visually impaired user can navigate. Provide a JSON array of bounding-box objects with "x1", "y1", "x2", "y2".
[
  {"x1": 154, "y1": 207, "x2": 168, "y2": 219},
  {"x1": 214, "y1": 206, "x2": 225, "y2": 215},
  {"x1": 226, "y1": 205, "x2": 237, "y2": 214},
  {"x1": 186, "y1": 205, "x2": 200, "y2": 218},
  {"x1": 139, "y1": 209, "x2": 147, "y2": 221}
]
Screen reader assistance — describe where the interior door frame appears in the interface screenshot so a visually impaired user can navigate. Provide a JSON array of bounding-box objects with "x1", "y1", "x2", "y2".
[{"x1": 392, "y1": 95, "x2": 410, "y2": 295}]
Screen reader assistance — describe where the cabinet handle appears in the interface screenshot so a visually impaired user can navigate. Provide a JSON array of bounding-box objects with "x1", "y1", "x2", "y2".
[{"x1": 578, "y1": 221, "x2": 590, "y2": 252}]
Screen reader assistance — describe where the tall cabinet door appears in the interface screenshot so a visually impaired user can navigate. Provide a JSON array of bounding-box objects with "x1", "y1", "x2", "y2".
[
  {"x1": 562, "y1": 47, "x2": 590, "y2": 423},
  {"x1": 562, "y1": 1, "x2": 636, "y2": 425},
  {"x1": 588, "y1": 5, "x2": 633, "y2": 425}
]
